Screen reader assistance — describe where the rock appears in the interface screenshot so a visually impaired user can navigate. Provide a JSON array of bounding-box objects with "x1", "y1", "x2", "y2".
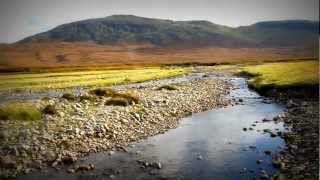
[
  {"x1": 62, "y1": 154, "x2": 77, "y2": 165},
  {"x1": 262, "y1": 118, "x2": 272, "y2": 122},
  {"x1": 270, "y1": 133, "x2": 277, "y2": 138},
  {"x1": 260, "y1": 170, "x2": 269, "y2": 179},
  {"x1": 0, "y1": 156, "x2": 17, "y2": 168},
  {"x1": 287, "y1": 100, "x2": 298, "y2": 108},
  {"x1": 43, "y1": 104, "x2": 57, "y2": 115},
  {"x1": 108, "y1": 151, "x2": 115, "y2": 156},
  {"x1": 44, "y1": 150, "x2": 57, "y2": 162},
  {"x1": 276, "y1": 131, "x2": 282, "y2": 136},
  {"x1": 76, "y1": 163, "x2": 95, "y2": 171},
  {"x1": 51, "y1": 160, "x2": 59, "y2": 167},
  {"x1": 197, "y1": 155, "x2": 203, "y2": 160},
  {"x1": 0, "y1": 130, "x2": 9, "y2": 140},
  {"x1": 133, "y1": 113, "x2": 140, "y2": 120},
  {"x1": 109, "y1": 174, "x2": 115, "y2": 179},
  {"x1": 243, "y1": 128, "x2": 247, "y2": 131},
  {"x1": 67, "y1": 168, "x2": 75, "y2": 173},
  {"x1": 58, "y1": 111, "x2": 65, "y2": 118},
  {"x1": 263, "y1": 129, "x2": 271, "y2": 133},
  {"x1": 152, "y1": 162, "x2": 162, "y2": 169},
  {"x1": 272, "y1": 159, "x2": 281, "y2": 168},
  {"x1": 256, "y1": 160, "x2": 263, "y2": 164},
  {"x1": 31, "y1": 160, "x2": 42, "y2": 169},
  {"x1": 264, "y1": 150, "x2": 272, "y2": 155}
]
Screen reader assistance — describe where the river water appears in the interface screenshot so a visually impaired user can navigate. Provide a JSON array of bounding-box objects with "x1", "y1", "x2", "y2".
[{"x1": 15, "y1": 75, "x2": 286, "y2": 180}]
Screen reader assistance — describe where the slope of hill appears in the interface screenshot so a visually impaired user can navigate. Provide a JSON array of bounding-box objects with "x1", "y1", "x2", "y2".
[
  {"x1": 0, "y1": 15, "x2": 318, "y2": 70},
  {"x1": 20, "y1": 15, "x2": 251, "y2": 47},
  {"x1": 236, "y1": 20, "x2": 319, "y2": 48},
  {"x1": 19, "y1": 15, "x2": 319, "y2": 48},
  {"x1": 0, "y1": 42, "x2": 316, "y2": 70}
]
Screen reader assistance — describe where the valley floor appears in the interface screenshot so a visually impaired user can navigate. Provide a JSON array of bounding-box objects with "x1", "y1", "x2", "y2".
[
  {"x1": 0, "y1": 61, "x2": 318, "y2": 179},
  {"x1": 0, "y1": 73, "x2": 232, "y2": 178}
]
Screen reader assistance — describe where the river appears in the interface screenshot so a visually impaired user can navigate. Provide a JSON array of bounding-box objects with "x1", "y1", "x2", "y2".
[{"x1": 14, "y1": 75, "x2": 286, "y2": 180}]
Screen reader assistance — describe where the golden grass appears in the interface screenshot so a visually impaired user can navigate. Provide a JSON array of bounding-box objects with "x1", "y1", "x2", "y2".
[
  {"x1": 0, "y1": 67, "x2": 187, "y2": 92},
  {"x1": 0, "y1": 102, "x2": 42, "y2": 121},
  {"x1": 240, "y1": 60, "x2": 319, "y2": 90}
]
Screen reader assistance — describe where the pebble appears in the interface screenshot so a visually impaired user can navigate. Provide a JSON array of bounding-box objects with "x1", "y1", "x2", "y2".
[
  {"x1": 264, "y1": 150, "x2": 272, "y2": 155},
  {"x1": 197, "y1": 155, "x2": 203, "y2": 160}
]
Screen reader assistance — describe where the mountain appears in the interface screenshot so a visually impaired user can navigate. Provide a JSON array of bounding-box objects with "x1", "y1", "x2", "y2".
[
  {"x1": 20, "y1": 15, "x2": 319, "y2": 48},
  {"x1": 236, "y1": 20, "x2": 319, "y2": 47}
]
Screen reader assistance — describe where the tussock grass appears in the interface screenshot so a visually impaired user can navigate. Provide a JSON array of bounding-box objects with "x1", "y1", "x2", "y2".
[
  {"x1": 79, "y1": 94, "x2": 96, "y2": 101},
  {"x1": 105, "y1": 97, "x2": 131, "y2": 106},
  {"x1": 62, "y1": 93, "x2": 76, "y2": 101},
  {"x1": 0, "y1": 102, "x2": 41, "y2": 121},
  {"x1": 89, "y1": 88, "x2": 116, "y2": 97},
  {"x1": 112, "y1": 91, "x2": 139, "y2": 104},
  {"x1": 240, "y1": 61, "x2": 319, "y2": 90},
  {"x1": 42, "y1": 105, "x2": 57, "y2": 115},
  {"x1": 157, "y1": 84, "x2": 178, "y2": 90},
  {"x1": 89, "y1": 87, "x2": 139, "y2": 104},
  {"x1": 105, "y1": 91, "x2": 140, "y2": 106}
]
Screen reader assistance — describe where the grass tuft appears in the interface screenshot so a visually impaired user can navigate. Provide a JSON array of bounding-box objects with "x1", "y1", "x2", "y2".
[
  {"x1": 112, "y1": 91, "x2": 140, "y2": 104},
  {"x1": 105, "y1": 97, "x2": 130, "y2": 106},
  {"x1": 0, "y1": 102, "x2": 41, "y2": 121},
  {"x1": 42, "y1": 104, "x2": 57, "y2": 115},
  {"x1": 62, "y1": 93, "x2": 76, "y2": 101},
  {"x1": 105, "y1": 91, "x2": 140, "y2": 106},
  {"x1": 157, "y1": 84, "x2": 178, "y2": 90},
  {"x1": 89, "y1": 88, "x2": 116, "y2": 97}
]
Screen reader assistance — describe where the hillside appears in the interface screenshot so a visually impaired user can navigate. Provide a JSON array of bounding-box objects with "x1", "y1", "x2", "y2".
[
  {"x1": 0, "y1": 42, "x2": 316, "y2": 70},
  {"x1": 20, "y1": 15, "x2": 319, "y2": 48},
  {"x1": 0, "y1": 15, "x2": 318, "y2": 70}
]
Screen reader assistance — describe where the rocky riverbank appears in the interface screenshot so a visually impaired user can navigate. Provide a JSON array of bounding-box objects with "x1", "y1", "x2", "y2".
[
  {"x1": 261, "y1": 89, "x2": 319, "y2": 180},
  {"x1": 0, "y1": 76, "x2": 232, "y2": 178}
]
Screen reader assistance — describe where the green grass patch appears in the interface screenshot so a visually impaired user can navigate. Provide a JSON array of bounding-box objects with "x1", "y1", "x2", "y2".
[
  {"x1": 0, "y1": 102, "x2": 42, "y2": 121},
  {"x1": 0, "y1": 67, "x2": 188, "y2": 92},
  {"x1": 240, "y1": 61, "x2": 319, "y2": 90}
]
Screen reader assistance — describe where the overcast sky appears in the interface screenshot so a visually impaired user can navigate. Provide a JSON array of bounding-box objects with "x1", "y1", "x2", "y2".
[{"x1": 0, "y1": 0, "x2": 318, "y2": 43}]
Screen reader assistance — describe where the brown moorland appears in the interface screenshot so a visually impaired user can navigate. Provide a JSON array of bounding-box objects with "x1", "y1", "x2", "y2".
[{"x1": 0, "y1": 42, "x2": 317, "y2": 71}]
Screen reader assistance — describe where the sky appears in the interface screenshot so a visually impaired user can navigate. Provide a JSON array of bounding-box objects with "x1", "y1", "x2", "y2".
[{"x1": 0, "y1": 0, "x2": 318, "y2": 43}]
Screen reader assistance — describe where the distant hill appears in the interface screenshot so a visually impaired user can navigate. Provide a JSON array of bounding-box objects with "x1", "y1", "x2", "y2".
[
  {"x1": 20, "y1": 15, "x2": 319, "y2": 48},
  {"x1": 0, "y1": 15, "x2": 318, "y2": 70}
]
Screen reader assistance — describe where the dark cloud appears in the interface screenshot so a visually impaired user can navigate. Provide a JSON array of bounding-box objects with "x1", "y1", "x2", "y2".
[{"x1": 0, "y1": 0, "x2": 318, "y2": 43}]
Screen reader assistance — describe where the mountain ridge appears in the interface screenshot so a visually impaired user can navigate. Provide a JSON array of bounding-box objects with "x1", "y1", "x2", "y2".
[{"x1": 20, "y1": 15, "x2": 319, "y2": 48}]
